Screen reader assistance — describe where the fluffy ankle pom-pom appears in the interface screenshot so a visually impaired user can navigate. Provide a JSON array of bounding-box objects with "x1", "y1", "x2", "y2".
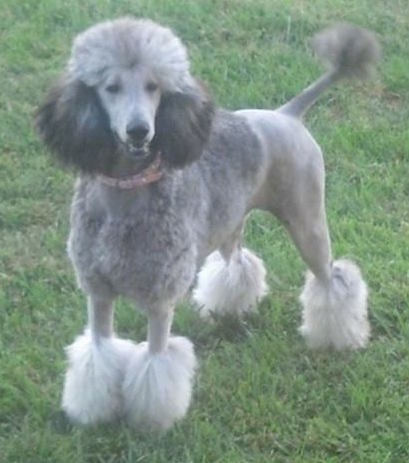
[
  {"x1": 62, "y1": 331, "x2": 136, "y2": 424},
  {"x1": 299, "y1": 259, "x2": 369, "y2": 350},
  {"x1": 193, "y1": 248, "x2": 268, "y2": 317},
  {"x1": 122, "y1": 336, "x2": 197, "y2": 431}
]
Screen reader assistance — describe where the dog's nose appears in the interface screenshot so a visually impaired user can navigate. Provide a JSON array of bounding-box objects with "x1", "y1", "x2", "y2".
[{"x1": 126, "y1": 122, "x2": 150, "y2": 143}]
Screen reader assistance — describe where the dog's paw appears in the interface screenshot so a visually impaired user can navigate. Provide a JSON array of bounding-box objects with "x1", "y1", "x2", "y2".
[
  {"x1": 193, "y1": 248, "x2": 268, "y2": 318},
  {"x1": 62, "y1": 331, "x2": 136, "y2": 425},
  {"x1": 122, "y1": 336, "x2": 197, "y2": 431},
  {"x1": 299, "y1": 259, "x2": 369, "y2": 350}
]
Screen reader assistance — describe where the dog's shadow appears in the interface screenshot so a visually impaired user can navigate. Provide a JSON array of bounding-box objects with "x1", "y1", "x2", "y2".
[{"x1": 175, "y1": 299, "x2": 272, "y2": 351}]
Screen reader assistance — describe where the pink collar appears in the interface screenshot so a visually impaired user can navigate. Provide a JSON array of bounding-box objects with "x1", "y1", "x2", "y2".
[{"x1": 98, "y1": 156, "x2": 163, "y2": 189}]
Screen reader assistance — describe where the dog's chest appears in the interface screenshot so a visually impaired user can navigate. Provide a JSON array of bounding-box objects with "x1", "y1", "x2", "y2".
[{"x1": 68, "y1": 193, "x2": 197, "y2": 305}]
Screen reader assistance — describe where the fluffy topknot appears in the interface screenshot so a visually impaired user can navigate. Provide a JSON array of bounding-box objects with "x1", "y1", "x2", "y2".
[{"x1": 69, "y1": 18, "x2": 193, "y2": 91}]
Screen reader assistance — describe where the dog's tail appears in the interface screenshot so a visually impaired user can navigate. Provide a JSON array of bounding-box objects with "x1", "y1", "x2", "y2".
[{"x1": 279, "y1": 23, "x2": 380, "y2": 119}]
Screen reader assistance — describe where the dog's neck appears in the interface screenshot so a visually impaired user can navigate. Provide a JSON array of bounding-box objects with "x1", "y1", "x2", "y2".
[{"x1": 98, "y1": 155, "x2": 163, "y2": 190}]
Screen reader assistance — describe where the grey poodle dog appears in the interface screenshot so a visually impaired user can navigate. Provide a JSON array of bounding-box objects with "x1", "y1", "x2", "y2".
[{"x1": 36, "y1": 18, "x2": 379, "y2": 430}]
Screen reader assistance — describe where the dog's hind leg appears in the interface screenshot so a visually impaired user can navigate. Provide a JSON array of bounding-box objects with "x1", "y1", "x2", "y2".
[
  {"x1": 122, "y1": 307, "x2": 197, "y2": 431},
  {"x1": 282, "y1": 173, "x2": 369, "y2": 350},
  {"x1": 193, "y1": 227, "x2": 268, "y2": 317},
  {"x1": 62, "y1": 293, "x2": 136, "y2": 425}
]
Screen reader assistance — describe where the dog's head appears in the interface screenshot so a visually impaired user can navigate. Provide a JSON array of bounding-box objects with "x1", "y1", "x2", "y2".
[{"x1": 35, "y1": 18, "x2": 214, "y2": 175}]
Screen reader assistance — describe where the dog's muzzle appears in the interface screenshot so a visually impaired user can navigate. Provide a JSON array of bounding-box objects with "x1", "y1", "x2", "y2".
[{"x1": 125, "y1": 121, "x2": 152, "y2": 158}]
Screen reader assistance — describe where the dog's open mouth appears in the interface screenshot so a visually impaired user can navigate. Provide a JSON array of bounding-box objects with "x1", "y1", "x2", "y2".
[
  {"x1": 116, "y1": 135, "x2": 151, "y2": 160},
  {"x1": 128, "y1": 143, "x2": 150, "y2": 158}
]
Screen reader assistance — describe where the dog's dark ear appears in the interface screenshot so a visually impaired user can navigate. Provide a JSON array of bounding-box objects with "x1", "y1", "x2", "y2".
[
  {"x1": 152, "y1": 81, "x2": 214, "y2": 168},
  {"x1": 35, "y1": 75, "x2": 116, "y2": 174}
]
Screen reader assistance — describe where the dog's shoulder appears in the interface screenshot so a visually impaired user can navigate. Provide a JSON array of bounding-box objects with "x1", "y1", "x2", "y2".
[{"x1": 201, "y1": 109, "x2": 264, "y2": 178}]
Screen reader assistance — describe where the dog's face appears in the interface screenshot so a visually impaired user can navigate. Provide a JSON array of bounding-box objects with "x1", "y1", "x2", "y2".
[
  {"x1": 35, "y1": 18, "x2": 215, "y2": 175},
  {"x1": 96, "y1": 66, "x2": 161, "y2": 160}
]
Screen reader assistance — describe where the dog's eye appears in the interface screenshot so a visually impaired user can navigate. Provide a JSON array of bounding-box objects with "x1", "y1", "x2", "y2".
[
  {"x1": 105, "y1": 83, "x2": 121, "y2": 94},
  {"x1": 146, "y1": 81, "x2": 158, "y2": 93}
]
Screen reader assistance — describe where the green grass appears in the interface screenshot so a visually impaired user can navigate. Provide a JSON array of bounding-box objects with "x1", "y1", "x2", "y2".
[{"x1": 1, "y1": 0, "x2": 409, "y2": 461}]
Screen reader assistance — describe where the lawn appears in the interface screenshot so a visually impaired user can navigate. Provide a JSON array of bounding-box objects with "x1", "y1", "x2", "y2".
[{"x1": 1, "y1": 0, "x2": 408, "y2": 462}]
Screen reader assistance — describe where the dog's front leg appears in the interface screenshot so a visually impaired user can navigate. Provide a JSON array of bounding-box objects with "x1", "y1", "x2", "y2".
[
  {"x1": 61, "y1": 293, "x2": 136, "y2": 425},
  {"x1": 122, "y1": 307, "x2": 197, "y2": 431}
]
